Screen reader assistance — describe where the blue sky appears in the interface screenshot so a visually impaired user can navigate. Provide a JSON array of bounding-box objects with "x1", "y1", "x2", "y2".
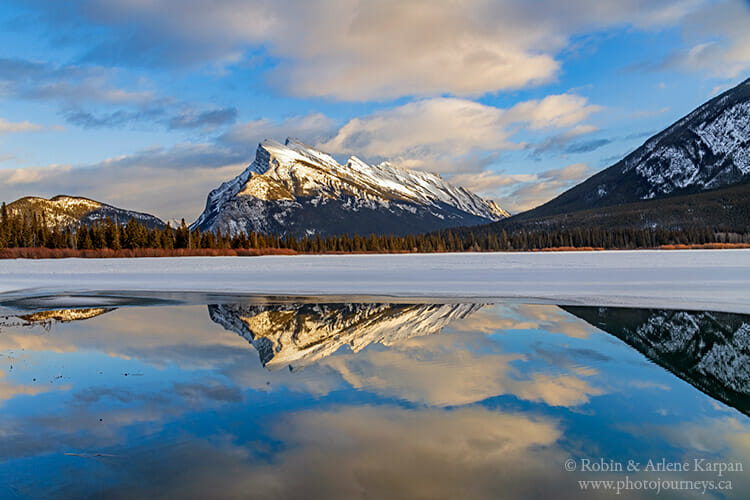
[{"x1": 0, "y1": 0, "x2": 749, "y2": 221}]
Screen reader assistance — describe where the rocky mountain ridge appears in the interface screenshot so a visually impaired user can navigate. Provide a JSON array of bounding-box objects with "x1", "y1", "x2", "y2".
[
  {"x1": 192, "y1": 138, "x2": 508, "y2": 236},
  {"x1": 508, "y1": 77, "x2": 750, "y2": 224},
  {"x1": 5, "y1": 195, "x2": 165, "y2": 229}
]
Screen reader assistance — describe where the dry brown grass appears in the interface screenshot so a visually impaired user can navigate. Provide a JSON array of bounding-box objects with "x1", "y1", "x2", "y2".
[
  {"x1": 657, "y1": 243, "x2": 750, "y2": 250},
  {"x1": 1, "y1": 243, "x2": 748, "y2": 259},
  {"x1": 0, "y1": 247, "x2": 297, "y2": 259},
  {"x1": 538, "y1": 246, "x2": 604, "y2": 252}
]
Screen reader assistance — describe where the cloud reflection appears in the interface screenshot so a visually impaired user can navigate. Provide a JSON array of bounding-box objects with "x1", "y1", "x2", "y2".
[{"x1": 322, "y1": 331, "x2": 602, "y2": 407}]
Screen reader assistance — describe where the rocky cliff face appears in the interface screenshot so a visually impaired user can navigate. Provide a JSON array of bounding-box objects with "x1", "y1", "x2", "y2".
[{"x1": 192, "y1": 138, "x2": 508, "y2": 236}]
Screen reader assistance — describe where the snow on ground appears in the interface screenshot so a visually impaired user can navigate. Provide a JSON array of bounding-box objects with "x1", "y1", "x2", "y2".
[{"x1": 0, "y1": 250, "x2": 748, "y2": 313}]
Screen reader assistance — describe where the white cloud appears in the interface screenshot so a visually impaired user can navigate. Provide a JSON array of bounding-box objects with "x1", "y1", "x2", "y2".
[
  {"x1": 321, "y1": 98, "x2": 517, "y2": 161},
  {"x1": 314, "y1": 95, "x2": 601, "y2": 210},
  {"x1": 447, "y1": 171, "x2": 530, "y2": 194},
  {"x1": 319, "y1": 95, "x2": 601, "y2": 172},
  {"x1": 260, "y1": 0, "x2": 705, "y2": 100},
  {"x1": 505, "y1": 95, "x2": 602, "y2": 130},
  {"x1": 668, "y1": 0, "x2": 750, "y2": 79},
  {"x1": 504, "y1": 163, "x2": 595, "y2": 212},
  {"x1": 452, "y1": 163, "x2": 596, "y2": 213},
  {"x1": 0, "y1": 58, "x2": 242, "y2": 131},
  {"x1": 2, "y1": 164, "x2": 73, "y2": 185},
  {"x1": 0, "y1": 58, "x2": 158, "y2": 107},
  {"x1": 0, "y1": 117, "x2": 46, "y2": 135},
  {"x1": 32, "y1": 0, "x2": 706, "y2": 100}
]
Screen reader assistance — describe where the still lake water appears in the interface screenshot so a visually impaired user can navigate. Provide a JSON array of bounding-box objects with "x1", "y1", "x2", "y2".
[{"x1": 0, "y1": 296, "x2": 748, "y2": 499}]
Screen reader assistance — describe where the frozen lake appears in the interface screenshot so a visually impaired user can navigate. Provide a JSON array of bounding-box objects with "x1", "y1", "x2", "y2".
[{"x1": 1, "y1": 249, "x2": 749, "y2": 313}]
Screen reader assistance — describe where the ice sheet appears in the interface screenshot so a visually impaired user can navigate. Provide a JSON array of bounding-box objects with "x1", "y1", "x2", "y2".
[{"x1": 0, "y1": 250, "x2": 748, "y2": 313}]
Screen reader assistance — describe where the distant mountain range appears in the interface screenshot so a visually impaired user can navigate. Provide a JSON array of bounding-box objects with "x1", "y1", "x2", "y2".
[
  {"x1": 4, "y1": 78, "x2": 749, "y2": 237},
  {"x1": 497, "y1": 77, "x2": 750, "y2": 231},
  {"x1": 4, "y1": 195, "x2": 165, "y2": 230},
  {"x1": 191, "y1": 138, "x2": 508, "y2": 237}
]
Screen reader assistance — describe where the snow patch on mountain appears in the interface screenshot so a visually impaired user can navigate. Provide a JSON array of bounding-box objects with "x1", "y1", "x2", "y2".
[
  {"x1": 6, "y1": 195, "x2": 165, "y2": 229},
  {"x1": 622, "y1": 80, "x2": 750, "y2": 199},
  {"x1": 192, "y1": 138, "x2": 509, "y2": 235}
]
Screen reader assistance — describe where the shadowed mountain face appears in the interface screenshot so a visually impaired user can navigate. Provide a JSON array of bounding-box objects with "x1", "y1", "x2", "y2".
[
  {"x1": 562, "y1": 306, "x2": 750, "y2": 415},
  {"x1": 208, "y1": 302, "x2": 484, "y2": 370},
  {"x1": 525, "y1": 78, "x2": 750, "y2": 218},
  {"x1": 5, "y1": 195, "x2": 165, "y2": 229},
  {"x1": 494, "y1": 77, "x2": 750, "y2": 231}
]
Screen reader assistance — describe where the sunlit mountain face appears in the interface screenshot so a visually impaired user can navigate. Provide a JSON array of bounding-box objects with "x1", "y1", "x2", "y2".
[
  {"x1": 0, "y1": 298, "x2": 749, "y2": 498},
  {"x1": 191, "y1": 138, "x2": 510, "y2": 237}
]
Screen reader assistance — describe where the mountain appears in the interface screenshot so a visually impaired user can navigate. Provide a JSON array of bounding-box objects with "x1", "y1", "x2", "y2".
[
  {"x1": 496, "y1": 182, "x2": 750, "y2": 232},
  {"x1": 562, "y1": 306, "x2": 750, "y2": 415},
  {"x1": 192, "y1": 138, "x2": 509, "y2": 236},
  {"x1": 503, "y1": 77, "x2": 750, "y2": 229},
  {"x1": 5, "y1": 195, "x2": 165, "y2": 229},
  {"x1": 208, "y1": 302, "x2": 483, "y2": 370}
]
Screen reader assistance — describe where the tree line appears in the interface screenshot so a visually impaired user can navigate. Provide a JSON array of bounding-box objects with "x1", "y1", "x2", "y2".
[{"x1": 1, "y1": 202, "x2": 747, "y2": 254}]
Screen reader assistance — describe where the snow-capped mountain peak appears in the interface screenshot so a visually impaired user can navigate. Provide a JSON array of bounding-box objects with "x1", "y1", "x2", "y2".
[{"x1": 192, "y1": 138, "x2": 509, "y2": 236}]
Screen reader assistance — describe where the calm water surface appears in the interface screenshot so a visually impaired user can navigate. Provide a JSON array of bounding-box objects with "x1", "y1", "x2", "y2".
[{"x1": 0, "y1": 297, "x2": 748, "y2": 499}]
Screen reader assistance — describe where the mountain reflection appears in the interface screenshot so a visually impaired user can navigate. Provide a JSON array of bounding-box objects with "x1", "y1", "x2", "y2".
[
  {"x1": 2, "y1": 301, "x2": 749, "y2": 414},
  {"x1": 563, "y1": 306, "x2": 750, "y2": 415},
  {"x1": 1, "y1": 298, "x2": 750, "y2": 498},
  {"x1": 0, "y1": 307, "x2": 115, "y2": 330},
  {"x1": 208, "y1": 302, "x2": 483, "y2": 370}
]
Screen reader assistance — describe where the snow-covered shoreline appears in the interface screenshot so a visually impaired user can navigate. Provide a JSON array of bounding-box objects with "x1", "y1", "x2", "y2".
[{"x1": 0, "y1": 249, "x2": 748, "y2": 313}]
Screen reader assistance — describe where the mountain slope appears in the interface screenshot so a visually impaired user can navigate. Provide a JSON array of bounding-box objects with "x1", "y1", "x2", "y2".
[
  {"x1": 493, "y1": 181, "x2": 750, "y2": 232},
  {"x1": 5, "y1": 195, "x2": 165, "y2": 229},
  {"x1": 563, "y1": 306, "x2": 750, "y2": 415},
  {"x1": 208, "y1": 302, "x2": 483, "y2": 370},
  {"x1": 192, "y1": 138, "x2": 508, "y2": 236},
  {"x1": 510, "y1": 77, "x2": 750, "y2": 224}
]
